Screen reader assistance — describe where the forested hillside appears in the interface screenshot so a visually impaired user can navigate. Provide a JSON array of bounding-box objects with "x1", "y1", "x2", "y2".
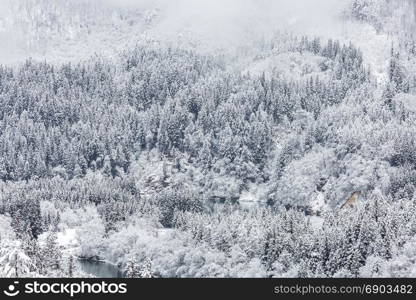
[{"x1": 1, "y1": 0, "x2": 416, "y2": 278}]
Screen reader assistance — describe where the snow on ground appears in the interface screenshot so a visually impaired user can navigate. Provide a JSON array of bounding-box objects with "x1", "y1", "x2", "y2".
[
  {"x1": 309, "y1": 216, "x2": 325, "y2": 230},
  {"x1": 38, "y1": 228, "x2": 80, "y2": 256},
  {"x1": 310, "y1": 192, "x2": 330, "y2": 215},
  {"x1": 56, "y1": 229, "x2": 79, "y2": 251},
  {"x1": 157, "y1": 229, "x2": 174, "y2": 238},
  {"x1": 308, "y1": 191, "x2": 328, "y2": 230},
  {"x1": 244, "y1": 52, "x2": 329, "y2": 81}
]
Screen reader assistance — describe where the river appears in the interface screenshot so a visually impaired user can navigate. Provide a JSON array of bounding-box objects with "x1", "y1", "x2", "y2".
[{"x1": 75, "y1": 259, "x2": 124, "y2": 278}]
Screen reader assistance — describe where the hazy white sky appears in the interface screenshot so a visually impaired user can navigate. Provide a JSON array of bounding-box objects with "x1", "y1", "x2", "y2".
[
  {"x1": 119, "y1": 0, "x2": 349, "y2": 50},
  {"x1": 104, "y1": 0, "x2": 348, "y2": 37}
]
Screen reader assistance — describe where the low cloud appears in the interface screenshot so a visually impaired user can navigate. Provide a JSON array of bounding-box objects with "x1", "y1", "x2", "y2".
[{"x1": 0, "y1": 0, "x2": 350, "y2": 63}]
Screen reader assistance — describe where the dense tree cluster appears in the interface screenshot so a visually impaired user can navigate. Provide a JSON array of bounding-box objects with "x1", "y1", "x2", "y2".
[
  {"x1": 0, "y1": 37, "x2": 368, "y2": 186},
  {"x1": 174, "y1": 195, "x2": 416, "y2": 277},
  {"x1": 1, "y1": 30, "x2": 416, "y2": 278}
]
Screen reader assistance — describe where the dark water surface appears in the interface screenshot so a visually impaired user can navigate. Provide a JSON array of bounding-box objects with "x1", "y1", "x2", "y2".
[{"x1": 76, "y1": 259, "x2": 124, "y2": 278}]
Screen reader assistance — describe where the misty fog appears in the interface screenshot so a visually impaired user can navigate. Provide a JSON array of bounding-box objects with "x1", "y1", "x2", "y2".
[{"x1": 0, "y1": 0, "x2": 350, "y2": 63}]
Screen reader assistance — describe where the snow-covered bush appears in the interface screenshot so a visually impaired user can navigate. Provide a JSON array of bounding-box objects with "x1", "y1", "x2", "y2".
[
  {"x1": 76, "y1": 206, "x2": 106, "y2": 259},
  {"x1": 0, "y1": 215, "x2": 15, "y2": 241},
  {"x1": 0, "y1": 241, "x2": 37, "y2": 278}
]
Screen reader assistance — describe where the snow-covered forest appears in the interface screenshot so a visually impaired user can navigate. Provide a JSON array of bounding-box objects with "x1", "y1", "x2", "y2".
[{"x1": 1, "y1": 0, "x2": 416, "y2": 278}]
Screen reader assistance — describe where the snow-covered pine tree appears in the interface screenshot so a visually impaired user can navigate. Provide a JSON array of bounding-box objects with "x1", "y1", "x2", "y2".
[
  {"x1": 125, "y1": 256, "x2": 140, "y2": 278},
  {"x1": 139, "y1": 257, "x2": 153, "y2": 278},
  {"x1": 42, "y1": 232, "x2": 62, "y2": 273}
]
